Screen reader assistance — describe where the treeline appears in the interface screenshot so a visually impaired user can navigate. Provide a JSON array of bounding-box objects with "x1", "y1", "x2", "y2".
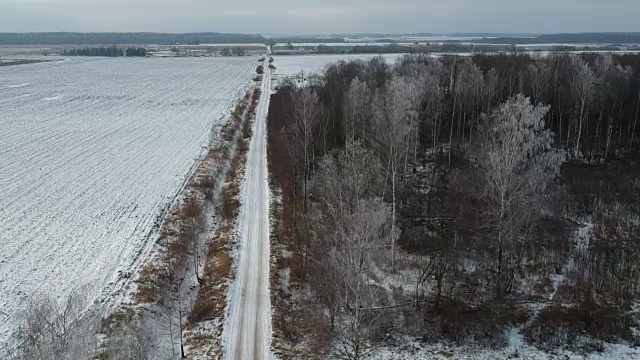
[
  {"x1": 63, "y1": 46, "x2": 147, "y2": 57},
  {"x1": 272, "y1": 36, "x2": 346, "y2": 44},
  {"x1": 125, "y1": 47, "x2": 147, "y2": 57},
  {"x1": 267, "y1": 53, "x2": 640, "y2": 358},
  {"x1": 0, "y1": 32, "x2": 266, "y2": 45},
  {"x1": 219, "y1": 47, "x2": 246, "y2": 56},
  {"x1": 2, "y1": 32, "x2": 639, "y2": 46},
  {"x1": 468, "y1": 32, "x2": 640, "y2": 45},
  {"x1": 311, "y1": 43, "x2": 517, "y2": 55}
]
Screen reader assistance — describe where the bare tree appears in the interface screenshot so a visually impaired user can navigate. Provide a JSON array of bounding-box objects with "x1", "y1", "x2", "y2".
[
  {"x1": 421, "y1": 60, "x2": 446, "y2": 157},
  {"x1": 571, "y1": 59, "x2": 596, "y2": 157},
  {"x1": 454, "y1": 60, "x2": 485, "y2": 144},
  {"x1": 101, "y1": 312, "x2": 154, "y2": 360},
  {"x1": 345, "y1": 78, "x2": 371, "y2": 142},
  {"x1": 305, "y1": 140, "x2": 385, "y2": 329},
  {"x1": 312, "y1": 140, "x2": 385, "y2": 218},
  {"x1": 14, "y1": 289, "x2": 99, "y2": 360},
  {"x1": 372, "y1": 76, "x2": 420, "y2": 268},
  {"x1": 632, "y1": 85, "x2": 640, "y2": 151},
  {"x1": 527, "y1": 62, "x2": 551, "y2": 104},
  {"x1": 184, "y1": 201, "x2": 205, "y2": 285},
  {"x1": 329, "y1": 198, "x2": 392, "y2": 360},
  {"x1": 288, "y1": 88, "x2": 322, "y2": 211},
  {"x1": 158, "y1": 258, "x2": 188, "y2": 359},
  {"x1": 468, "y1": 94, "x2": 565, "y2": 298}
]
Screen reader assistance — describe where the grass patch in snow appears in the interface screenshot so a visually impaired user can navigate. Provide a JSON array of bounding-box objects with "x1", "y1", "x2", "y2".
[
  {"x1": 184, "y1": 87, "x2": 261, "y2": 358},
  {"x1": 99, "y1": 86, "x2": 257, "y2": 359}
]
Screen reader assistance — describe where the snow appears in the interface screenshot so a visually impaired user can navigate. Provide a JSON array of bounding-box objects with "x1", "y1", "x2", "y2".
[
  {"x1": 273, "y1": 54, "x2": 404, "y2": 76},
  {"x1": 222, "y1": 65, "x2": 272, "y2": 359},
  {"x1": 366, "y1": 333, "x2": 640, "y2": 360},
  {"x1": 344, "y1": 36, "x2": 498, "y2": 42},
  {"x1": 0, "y1": 56, "x2": 257, "y2": 346}
]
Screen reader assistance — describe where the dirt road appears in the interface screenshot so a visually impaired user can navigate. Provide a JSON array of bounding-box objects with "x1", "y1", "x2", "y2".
[{"x1": 222, "y1": 64, "x2": 272, "y2": 360}]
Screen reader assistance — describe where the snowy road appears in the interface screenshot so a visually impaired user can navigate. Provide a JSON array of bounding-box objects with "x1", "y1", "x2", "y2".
[{"x1": 222, "y1": 65, "x2": 272, "y2": 359}]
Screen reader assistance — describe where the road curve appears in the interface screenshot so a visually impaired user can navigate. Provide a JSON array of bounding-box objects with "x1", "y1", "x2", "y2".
[{"x1": 222, "y1": 64, "x2": 272, "y2": 360}]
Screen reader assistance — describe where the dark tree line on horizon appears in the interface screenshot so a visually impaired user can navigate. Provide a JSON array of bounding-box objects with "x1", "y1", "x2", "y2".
[
  {"x1": 63, "y1": 46, "x2": 147, "y2": 57},
  {"x1": 0, "y1": 32, "x2": 266, "y2": 45},
  {"x1": 2, "y1": 31, "x2": 639, "y2": 46}
]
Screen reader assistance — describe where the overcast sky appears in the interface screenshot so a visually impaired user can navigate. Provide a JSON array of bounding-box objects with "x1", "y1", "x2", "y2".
[{"x1": 1, "y1": 0, "x2": 638, "y2": 34}]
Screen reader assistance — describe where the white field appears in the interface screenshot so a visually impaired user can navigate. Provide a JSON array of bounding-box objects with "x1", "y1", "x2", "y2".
[
  {"x1": 272, "y1": 53, "x2": 404, "y2": 76},
  {"x1": 0, "y1": 56, "x2": 256, "y2": 344}
]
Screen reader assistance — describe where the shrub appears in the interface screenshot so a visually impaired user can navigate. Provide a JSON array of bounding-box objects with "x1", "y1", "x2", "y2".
[{"x1": 424, "y1": 298, "x2": 530, "y2": 346}]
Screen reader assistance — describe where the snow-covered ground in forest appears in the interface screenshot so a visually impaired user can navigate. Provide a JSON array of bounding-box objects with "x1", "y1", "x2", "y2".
[
  {"x1": 367, "y1": 333, "x2": 640, "y2": 360},
  {"x1": 0, "y1": 56, "x2": 256, "y2": 345}
]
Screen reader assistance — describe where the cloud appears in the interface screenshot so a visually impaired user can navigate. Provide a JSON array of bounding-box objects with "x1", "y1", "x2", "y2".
[{"x1": 0, "y1": 0, "x2": 638, "y2": 34}]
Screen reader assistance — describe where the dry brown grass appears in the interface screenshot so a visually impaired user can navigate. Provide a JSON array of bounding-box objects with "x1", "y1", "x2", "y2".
[
  {"x1": 100, "y1": 87, "x2": 260, "y2": 360},
  {"x1": 184, "y1": 333, "x2": 215, "y2": 349},
  {"x1": 185, "y1": 86, "x2": 260, "y2": 355},
  {"x1": 134, "y1": 263, "x2": 164, "y2": 303},
  {"x1": 188, "y1": 240, "x2": 232, "y2": 324},
  {"x1": 130, "y1": 91, "x2": 253, "y2": 305}
]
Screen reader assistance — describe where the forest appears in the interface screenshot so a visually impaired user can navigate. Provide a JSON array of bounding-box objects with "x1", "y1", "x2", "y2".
[
  {"x1": 267, "y1": 52, "x2": 640, "y2": 358},
  {"x1": 0, "y1": 32, "x2": 265, "y2": 45}
]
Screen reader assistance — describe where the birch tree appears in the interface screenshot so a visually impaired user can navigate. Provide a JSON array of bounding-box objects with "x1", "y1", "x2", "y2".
[
  {"x1": 312, "y1": 140, "x2": 385, "y2": 228},
  {"x1": 307, "y1": 140, "x2": 387, "y2": 339},
  {"x1": 288, "y1": 88, "x2": 321, "y2": 211},
  {"x1": 14, "y1": 289, "x2": 99, "y2": 360},
  {"x1": 571, "y1": 59, "x2": 596, "y2": 157},
  {"x1": 632, "y1": 84, "x2": 640, "y2": 151},
  {"x1": 469, "y1": 94, "x2": 565, "y2": 298},
  {"x1": 527, "y1": 63, "x2": 551, "y2": 104},
  {"x1": 345, "y1": 78, "x2": 371, "y2": 142},
  {"x1": 331, "y1": 198, "x2": 392, "y2": 360},
  {"x1": 372, "y1": 77, "x2": 420, "y2": 268}
]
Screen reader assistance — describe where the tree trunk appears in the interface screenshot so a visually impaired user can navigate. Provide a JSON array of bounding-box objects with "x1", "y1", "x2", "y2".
[
  {"x1": 575, "y1": 99, "x2": 586, "y2": 157},
  {"x1": 449, "y1": 93, "x2": 457, "y2": 165},
  {"x1": 630, "y1": 95, "x2": 639, "y2": 150},
  {"x1": 496, "y1": 192, "x2": 506, "y2": 299},
  {"x1": 303, "y1": 143, "x2": 308, "y2": 212},
  {"x1": 391, "y1": 167, "x2": 397, "y2": 271},
  {"x1": 605, "y1": 120, "x2": 613, "y2": 161}
]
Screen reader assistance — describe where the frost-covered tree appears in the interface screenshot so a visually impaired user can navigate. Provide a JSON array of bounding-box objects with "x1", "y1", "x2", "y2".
[
  {"x1": 571, "y1": 59, "x2": 596, "y2": 157},
  {"x1": 468, "y1": 94, "x2": 565, "y2": 297},
  {"x1": 13, "y1": 289, "x2": 99, "y2": 360},
  {"x1": 372, "y1": 76, "x2": 420, "y2": 268}
]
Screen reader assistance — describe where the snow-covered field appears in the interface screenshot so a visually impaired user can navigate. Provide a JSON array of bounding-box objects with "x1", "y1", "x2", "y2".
[
  {"x1": 0, "y1": 56, "x2": 256, "y2": 345},
  {"x1": 273, "y1": 54, "x2": 404, "y2": 76}
]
